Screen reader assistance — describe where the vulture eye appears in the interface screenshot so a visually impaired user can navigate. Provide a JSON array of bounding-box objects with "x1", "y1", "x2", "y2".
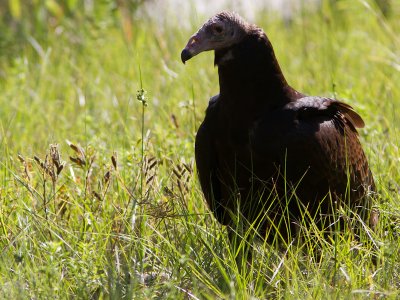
[{"x1": 213, "y1": 25, "x2": 224, "y2": 34}]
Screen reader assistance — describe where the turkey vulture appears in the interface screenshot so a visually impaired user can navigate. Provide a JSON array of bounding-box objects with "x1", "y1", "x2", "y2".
[{"x1": 181, "y1": 12, "x2": 376, "y2": 245}]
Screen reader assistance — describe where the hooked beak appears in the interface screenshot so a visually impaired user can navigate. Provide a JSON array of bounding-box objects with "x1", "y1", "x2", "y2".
[
  {"x1": 181, "y1": 32, "x2": 209, "y2": 64},
  {"x1": 181, "y1": 48, "x2": 193, "y2": 64}
]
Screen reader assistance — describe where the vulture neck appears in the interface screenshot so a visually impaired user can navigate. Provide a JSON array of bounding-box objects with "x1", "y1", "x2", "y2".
[{"x1": 216, "y1": 32, "x2": 296, "y2": 117}]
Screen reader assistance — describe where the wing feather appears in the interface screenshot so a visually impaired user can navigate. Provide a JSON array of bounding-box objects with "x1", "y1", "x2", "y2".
[
  {"x1": 195, "y1": 96, "x2": 230, "y2": 224},
  {"x1": 252, "y1": 97, "x2": 374, "y2": 202}
]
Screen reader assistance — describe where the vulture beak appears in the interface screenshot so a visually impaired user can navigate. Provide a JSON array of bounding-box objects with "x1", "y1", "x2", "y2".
[
  {"x1": 181, "y1": 48, "x2": 193, "y2": 64},
  {"x1": 181, "y1": 32, "x2": 208, "y2": 64}
]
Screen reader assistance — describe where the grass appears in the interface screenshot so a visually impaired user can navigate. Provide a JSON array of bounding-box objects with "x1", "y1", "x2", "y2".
[{"x1": 0, "y1": 0, "x2": 400, "y2": 298}]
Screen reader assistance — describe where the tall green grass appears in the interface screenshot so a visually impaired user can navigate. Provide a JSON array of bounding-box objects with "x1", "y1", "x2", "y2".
[{"x1": 0, "y1": 0, "x2": 399, "y2": 298}]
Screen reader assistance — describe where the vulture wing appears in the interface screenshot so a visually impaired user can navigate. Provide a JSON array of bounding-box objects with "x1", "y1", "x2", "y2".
[
  {"x1": 195, "y1": 95, "x2": 229, "y2": 225},
  {"x1": 252, "y1": 97, "x2": 374, "y2": 204}
]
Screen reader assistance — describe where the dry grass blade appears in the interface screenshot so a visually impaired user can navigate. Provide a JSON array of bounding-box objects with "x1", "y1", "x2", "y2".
[
  {"x1": 34, "y1": 155, "x2": 55, "y2": 181},
  {"x1": 171, "y1": 113, "x2": 179, "y2": 129},
  {"x1": 112, "y1": 152, "x2": 118, "y2": 170},
  {"x1": 17, "y1": 154, "x2": 25, "y2": 163},
  {"x1": 50, "y1": 144, "x2": 65, "y2": 175},
  {"x1": 66, "y1": 140, "x2": 85, "y2": 156},
  {"x1": 141, "y1": 156, "x2": 159, "y2": 200},
  {"x1": 104, "y1": 170, "x2": 111, "y2": 184},
  {"x1": 50, "y1": 144, "x2": 61, "y2": 165},
  {"x1": 33, "y1": 155, "x2": 44, "y2": 168},
  {"x1": 172, "y1": 166, "x2": 182, "y2": 179},
  {"x1": 66, "y1": 141, "x2": 92, "y2": 169},
  {"x1": 93, "y1": 191, "x2": 102, "y2": 201},
  {"x1": 148, "y1": 158, "x2": 157, "y2": 171},
  {"x1": 69, "y1": 156, "x2": 86, "y2": 167},
  {"x1": 171, "y1": 163, "x2": 191, "y2": 196},
  {"x1": 163, "y1": 186, "x2": 175, "y2": 198},
  {"x1": 18, "y1": 154, "x2": 31, "y2": 182},
  {"x1": 146, "y1": 175, "x2": 155, "y2": 185},
  {"x1": 183, "y1": 162, "x2": 193, "y2": 174}
]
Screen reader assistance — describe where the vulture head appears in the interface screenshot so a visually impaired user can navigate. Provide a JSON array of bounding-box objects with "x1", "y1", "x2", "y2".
[{"x1": 181, "y1": 11, "x2": 249, "y2": 64}]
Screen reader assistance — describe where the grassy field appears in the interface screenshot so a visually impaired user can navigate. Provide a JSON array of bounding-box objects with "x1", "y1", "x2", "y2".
[{"x1": 1, "y1": 0, "x2": 400, "y2": 298}]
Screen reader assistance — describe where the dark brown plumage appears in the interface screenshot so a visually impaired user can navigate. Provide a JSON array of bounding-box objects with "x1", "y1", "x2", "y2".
[{"x1": 181, "y1": 12, "x2": 375, "y2": 244}]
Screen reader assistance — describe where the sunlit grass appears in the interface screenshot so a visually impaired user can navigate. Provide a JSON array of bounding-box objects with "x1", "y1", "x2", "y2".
[{"x1": 0, "y1": 0, "x2": 399, "y2": 298}]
